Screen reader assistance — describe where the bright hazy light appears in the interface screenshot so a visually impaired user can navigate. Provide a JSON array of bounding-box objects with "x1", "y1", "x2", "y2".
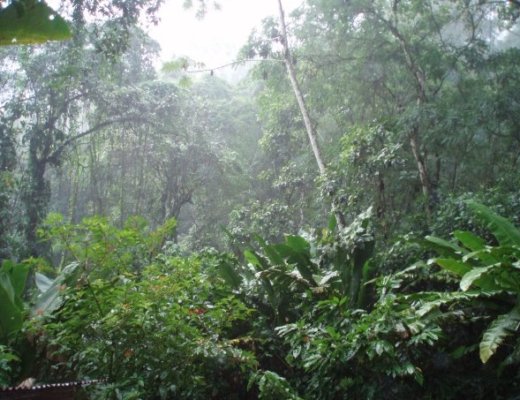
[{"x1": 149, "y1": 0, "x2": 303, "y2": 67}]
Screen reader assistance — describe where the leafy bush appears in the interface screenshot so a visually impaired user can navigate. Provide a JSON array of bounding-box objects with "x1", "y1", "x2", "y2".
[
  {"x1": 274, "y1": 287, "x2": 441, "y2": 400},
  {"x1": 31, "y1": 216, "x2": 258, "y2": 399},
  {"x1": 431, "y1": 190, "x2": 520, "y2": 240},
  {"x1": 424, "y1": 201, "x2": 520, "y2": 364},
  {"x1": 0, "y1": 344, "x2": 19, "y2": 388},
  {"x1": 228, "y1": 203, "x2": 520, "y2": 399},
  {"x1": 249, "y1": 370, "x2": 302, "y2": 400}
]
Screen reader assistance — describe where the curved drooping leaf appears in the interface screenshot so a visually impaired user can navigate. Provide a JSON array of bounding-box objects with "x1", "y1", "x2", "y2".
[
  {"x1": 413, "y1": 290, "x2": 498, "y2": 318},
  {"x1": 0, "y1": 260, "x2": 29, "y2": 339},
  {"x1": 275, "y1": 236, "x2": 317, "y2": 286},
  {"x1": 453, "y1": 230, "x2": 486, "y2": 252},
  {"x1": 244, "y1": 249, "x2": 264, "y2": 271},
  {"x1": 32, "y1": 262, "x2": 79, "y2": 317},
  {"x1": 0, "y1": 286, "x2": 23, "y2": 339},
  {"x1": 218, "y1": 260, "x2": 242, "y2": 289},
  {"x1": 435, "y1": 258, "x2": 472, "y2": 277},
  {"x1": 462, "y1": 248, "x2": 499, "y2": 265},
  {"x1": 262, "y1": 244, "x2": 284, "y2": 266},
  {"x1": 480, "y1": 306, "x2": 520, "y2": 363},
  {"x1": 35, "y1": 271, "x2": 53, "y2": 293},
  {"x1": 460, "y1": 264, "x2": 497, "y2": 291},
  {"x1": 32, "y1": 278, "x2": 62, "y2": 317},
  {"x1": 467, "y1": 201, "x2": 520, "y2": 246},
  {"x1": 0, "y1": 270, "x2": 15, "y2": 305},
  {"x1": 424, "y1": 235, "x2": 465, "y2": 257},
  {"x1": 285, "y1": 235, "x2": 310, "y2": 255},
  {"x1": 0, "y1": 0, "x2": 71, "y2": 46}
]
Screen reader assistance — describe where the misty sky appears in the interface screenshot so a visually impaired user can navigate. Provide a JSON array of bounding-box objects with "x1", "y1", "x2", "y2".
[{"x1": 149, "y1": 0, "x2": 303, "y2": 68}]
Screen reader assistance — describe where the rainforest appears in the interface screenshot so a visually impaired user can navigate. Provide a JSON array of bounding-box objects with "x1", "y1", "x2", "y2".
[{"x1": 1, "y1": 0, "x2": 520, "y2": 399}]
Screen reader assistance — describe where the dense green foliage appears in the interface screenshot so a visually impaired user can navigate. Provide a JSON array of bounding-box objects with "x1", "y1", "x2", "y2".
[
  {"x1": 1, "y1": 0, "x2": 520, "y2": 398},
  {"x1": 29, "y1": 216, "x2": 256, "y2": 399}
]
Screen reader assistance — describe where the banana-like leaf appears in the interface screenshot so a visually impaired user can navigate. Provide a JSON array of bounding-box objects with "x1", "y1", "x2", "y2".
[
  {"x1": 32, "y1": 278, "x2": 62, "y2": 317},
  {"x1": 0, "y1": 287, "x2": 23, "y2": 339},
  {"x1": 0, "y1": 261, "x2": 29, "y2": 339},
  {"x1": 462, "y1": 248, "x2": 498, "y2": 265},
  {"x1": 425, "y1": 235, "x2": 466, "y2": 257},
  {"x1": 480, "y1": 306, "x2": 520, "y2": 363},
  {"x1": 35, "y1": 271, "x2": 53, "y2": 292},
  {"x1": 318, "y1": 270, "x2": 339, "y2": 286},
  {"x1": 0, "y1": 270, "x2": 15, "y2": 305},
  {"x1": 467, "y1": 201, "x2": 520, "y2": 246},
  {"x1": 274, "y1": 242, "x2": 317, "y2": 286},
  {"x1": 244, "y1": 250, "x2": 264, "y2": 271},
  {"x1": 453, "y1": 230, "x2": 486, "y2": 251},
  {"x1": 0, "y1": 0, "x2": 71, "y2": 46},
  {"x1": 285, "y1": 235, "x2": 310, "y2": 254},
  {"x1": 32, "y1": 262, "x2": 79, "y2": 317},
  {"x1": 4, "y1": 260, "x2": 29, "y2": 302},
  {"x1": 262, "y1": 244, "x2": 284, "y2": 266},
  {"x1": 413, "y1": 291, "x2": 491, "y2": 317},
  {"x1": 218, "y1": 261, "x2": 242, "y2": 289},
  {"x1": 435, "y1": 258, "x2": 472, "y2": 277},
  {"x1": 460, "y1": 264, "x2": 497, "y2": 291}
]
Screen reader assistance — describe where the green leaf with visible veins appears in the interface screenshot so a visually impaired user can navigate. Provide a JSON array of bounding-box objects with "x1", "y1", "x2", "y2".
[{"x1": 480, "y1": 306, "x2": 520, "y2": 363}]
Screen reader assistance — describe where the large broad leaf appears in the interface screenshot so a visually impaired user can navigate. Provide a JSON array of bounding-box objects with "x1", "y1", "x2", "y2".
[
  {"x1": 35, "y1": 271, "x2": 53, "y2": 293},
  {"x1": 218, "y1": 261, "x2": 242, "y2": 289},
  {"x1": 435, "y1": 258, "x2": 472, "y2": 277},
  {"x1": 0, "y1": 260, "x2": 29, "y2": 305},
  {"x1": 328, "y1": 213, "x2": 337, "y2": 231},
  {"x1": 244, "y1": 250, "x2": 264, "y2": 271},
  {"x1": 8, "y1": 263, "x2": 29, "y2": 302},
  {"x1": 480, "y1": 306, "x2": 520, "y2": 363},
  {"x1": 467, "y1": 201, "x2": 520, "y2": 246},
  {"x1": 0, "y1": 261, "x2": 30, "y2": 339},
  {"x1": 460, "y1": 264, "x2": 497, "y2": 291},
  {"x1": 0, "y1": 271, "x2": 23, "y2": 339},
  {"x1": 262, "y1": 244, "x2": 284, "y2": 266},
  {"x1": 32, "y1": 262, "x2": 79, "y2": 317},
  {"x1": 453, "y1": 231, "x2": 486, "y2": 252},
  {"x1": 277, "y1": 251, "x2": 316, "y2": 285},
  {"x1": 414, "y1": 291, "x2": 487, "y2": 317},
  {"x1": 285, "y1": 235, "x2": 310, "y2": 255},
  {"x1": 0, "y1": 285, "x2": 23, "y2": 339},
  {"x1": 33, "y1": 270, "x2": 70, "y2": 318},
  {"x1": 32, "y1": 277, "x2": 62, "y2": 317},
  {"x1": 462, "y1": 248, "x2": 499, "y2": 265},
  {"x1": 425, "y1": 236, "x2": 466, "y2": 257},
  {"x1": 274, "y1": 237, "x2": 317, "y2": 286},
  {"x1": 0, "y1": 0, "x2": 71, "y2": 46},
  {"x1": 0, "y1": 269, "x2": 15, "y2": 305}
]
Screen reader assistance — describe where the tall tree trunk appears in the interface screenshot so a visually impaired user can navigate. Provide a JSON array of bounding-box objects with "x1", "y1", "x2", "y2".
[
  {"x1": 409, "y1": 128, "x2": 433, "y2": 218},
  {"x1": 381, "y1": 10, "x2": 435, "y2": 220},
  {"x1": 68, "y1": 161, "x2": 80, "y2": 223},
  {"x1": 88, "y1": 138, "x2": 104, "y2": 215},
  {"x1": 24, "y1": 141, "x2": 50, "y2": 257},
  {"x1": 119, "y1": 139, "x2": 127, "y2": 227},
  {"x1": 134, "y1": 130, "x2": 149, "y2": 216},
  {"x1": 277, "y1": 0, "x2": 346, "y2": 229},
  {"x1": 0, "y1": 124, "x2": 17, "y2": 259}
]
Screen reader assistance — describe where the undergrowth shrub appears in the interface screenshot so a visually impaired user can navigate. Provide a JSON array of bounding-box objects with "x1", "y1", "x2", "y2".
[{"x1": 30, "y1": 215, "x2": 258, "y2": 400}]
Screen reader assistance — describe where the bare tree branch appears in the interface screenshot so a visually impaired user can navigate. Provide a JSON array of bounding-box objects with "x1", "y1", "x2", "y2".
[{"x1": 46, "y1": 116, "x2": 153, "y2": 164}]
